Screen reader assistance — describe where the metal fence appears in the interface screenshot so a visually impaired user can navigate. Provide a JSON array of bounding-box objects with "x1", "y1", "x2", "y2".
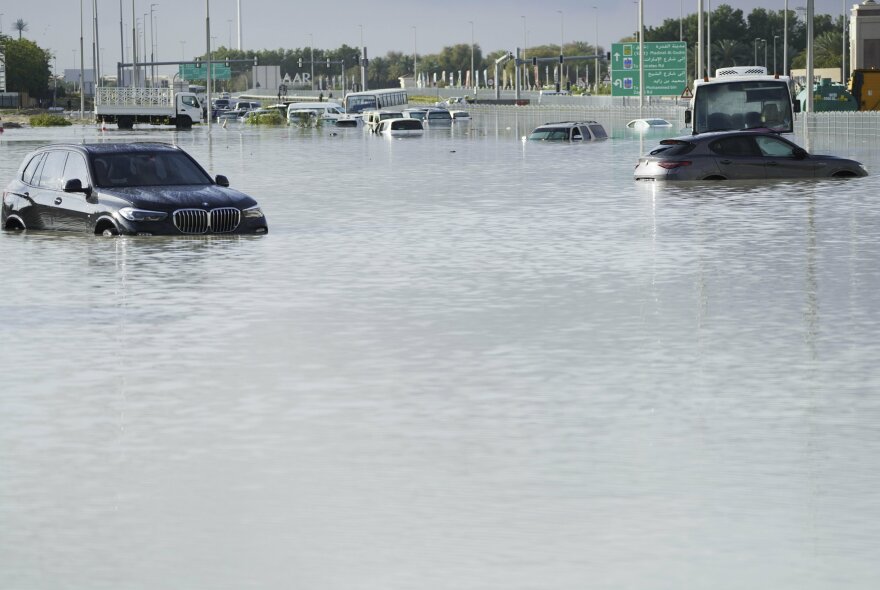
[{"x1": 0, "y1": 92, "x2": 21, "y2": 108}]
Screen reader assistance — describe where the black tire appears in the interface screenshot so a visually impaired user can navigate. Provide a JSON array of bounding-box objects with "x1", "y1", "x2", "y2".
[
  {"x1": 101, "y1": 227, "x2": 119, "y2": 237},
  {"x1": 117, "y1": 116, "x2": 134, "y2": 130},
  {"x1": 175, "y1": 115, "x2": 192, "y2": 130}
]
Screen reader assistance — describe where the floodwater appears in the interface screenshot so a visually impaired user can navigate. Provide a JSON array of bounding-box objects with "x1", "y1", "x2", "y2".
[{"x1": 1, "y1": 112, "x2": 879, "y2": 590}]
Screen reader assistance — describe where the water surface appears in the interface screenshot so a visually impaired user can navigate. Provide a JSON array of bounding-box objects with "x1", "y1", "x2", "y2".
[{"x1": 1, "y1": 114, "x2": 878, "y2": 589}]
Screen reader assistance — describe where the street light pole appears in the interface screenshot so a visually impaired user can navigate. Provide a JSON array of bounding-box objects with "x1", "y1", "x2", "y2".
[
  {"x1": 638, "y1": 0, "x2": 644, "y2": 109},
  {"x1": 150, "y1": 4, "x2": 157, "y2": 86},
  {"x1": 784, "y1": 0, "x2": 789, "y2": 75},
  {"x1": 842, "y1": 0, "x2": 847, "y2": 84},
  {"x1": 521, "y1": 16, "x2": 527, "y2": 90},
  {"x1": 206, "y1": 0, "x2": 212, "y2": 130},
  {"x1": 594, "y1": 6, "x2": 599, "y2": 93},
  {"x1": 763, "y1": 38, "x2": 768, "y2": 70},
  {"x1": 359, "y1": 24, "x2": 365, "y2": 91},
  {"x1": 309, "y1": 33, "x2": 314, "y2": 91},
  {"x1": 707, "y1": 0, "x2": 712, "y2": 77},
  {"x1": 413, "y1": 25, "x2": 418, "y2": 88},
  {"x1": 80, "y1": 0, "x2": 85, "y2": 118},
  {"x1": 131, "y1": 0, "x2": 137, "y2": 88},
  {"x1": 774, "y1": 35, "x2": 779, "y2": 74},
  {"x1": 557, "y1": 9, "x2": 563, "y2": 92},
  {"x1": 469, "y1": 21, "x2": 475, "y2": 95},
  {"x1": 754, "y1": 37, "x2": 760, "y2": 66},
  {"x1": 142, "y1": 13, "x2": 148, "y2": 86}
]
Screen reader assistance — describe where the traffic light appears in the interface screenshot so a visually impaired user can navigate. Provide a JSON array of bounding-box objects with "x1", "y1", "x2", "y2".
[
  {"x1": 326, "y1": 57, "x2": 331, "y2": 67},
  {"x1": 253, "y1": 56, "x2": 259, "y2": 66},
  {"x1": 298, "y1": 58, "x2": 303, "y2": 67},
  {"x1": 195, "y1": 57, "x2": 202, "y2": 68},
  {"x1": 606, "y1": 51, "x2": 611, "y2": 61},
  {"x1": 224, "y1": 57, "x2": 230, "y2": 67},
  {"x1": 559, "y1": 54, "x2": 564, "y2": 64},
  {"x1": 531, "y1": 57, "x2": 537, "y2": 66}
]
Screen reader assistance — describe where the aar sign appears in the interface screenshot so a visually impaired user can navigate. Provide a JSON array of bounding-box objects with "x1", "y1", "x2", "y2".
[{"x1": 610, "y1": 41, "x2": 687, "y2": 97}]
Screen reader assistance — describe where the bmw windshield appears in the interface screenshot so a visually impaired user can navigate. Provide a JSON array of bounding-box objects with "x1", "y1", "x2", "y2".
[{"x1": 92, "y1": 152, "x2": 214, "y2": 188}]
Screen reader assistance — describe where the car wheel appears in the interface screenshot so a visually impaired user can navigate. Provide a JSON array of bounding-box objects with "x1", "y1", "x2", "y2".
[
  {"x1": 703, "y1": 175, "x2": 726, "y2": 180},
  {"x1": 832, "y1": 170, "x2": 858, "y2": 178},
  {"x1": 176, "y1": 115, "x2": 192, "y2": 130},
  {"x1": 101, "y1": 227, "x2": 119, "y2": 237},
  {"x1": 117, "y1": 116, "x2": 134, "y2": 130}
]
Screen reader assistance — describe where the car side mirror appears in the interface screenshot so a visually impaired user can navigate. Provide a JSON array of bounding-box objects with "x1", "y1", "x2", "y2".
[
  {"x1": 64, "y1": 178, "x2": 93, "y2": 199},
  {"x1": 792, "y1": 101, "x2": 801, "y2": 114},
  {"x1": 215, "y1": 175, "x2": 230, "y2": 187},
  {"x1": 684, "y1": 109, "x2": 692, "y2": 126},
  {"x1": 793, "y1": 147, "x2": 808, "y2": 160}
]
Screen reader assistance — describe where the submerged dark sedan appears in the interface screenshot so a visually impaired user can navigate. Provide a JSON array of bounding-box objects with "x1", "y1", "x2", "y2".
[
  {"x1": 2, "y1": 142, "x2": 268, "y2": 236},
  {"x1": 634, "y1": 130, "x2": 868, "y2": 181}
]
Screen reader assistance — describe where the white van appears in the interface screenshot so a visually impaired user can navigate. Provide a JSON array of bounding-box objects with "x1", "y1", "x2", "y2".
[
  {"x1": 376, "y1": 117, "x2": 424, "y2": 137},
  {"x1": 286, "y1": 102, "x2": 345, "y2": 124},
  {"x1": 363, "y1": 110, "x2": 405, "y2": 132}
]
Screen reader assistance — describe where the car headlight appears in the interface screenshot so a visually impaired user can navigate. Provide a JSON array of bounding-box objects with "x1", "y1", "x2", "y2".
[
  {"x1": 242, "y1": 204, "x2": 265, "y2": 219},
  {"x1": 117, "y1": 207, "x2": 168, "y2": 222}
]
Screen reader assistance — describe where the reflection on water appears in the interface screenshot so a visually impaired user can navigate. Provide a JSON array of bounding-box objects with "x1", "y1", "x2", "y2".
[{"x1": 1, "y1": 114, "x2": 879, "y2": 589}]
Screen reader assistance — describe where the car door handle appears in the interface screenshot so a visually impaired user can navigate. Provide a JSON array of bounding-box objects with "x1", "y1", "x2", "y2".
[
  {"x1": 54, "y1": 197, "x2": 63, "y2": 205},
  {"x1": 719, "y1": 159, "x2": 732, "y2": 165},
  {"x1": 767, "y1": 161, "x2": 779, "y2": 166}
]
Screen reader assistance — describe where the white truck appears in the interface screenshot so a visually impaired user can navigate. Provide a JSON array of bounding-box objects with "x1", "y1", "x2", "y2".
[
  {"x1": 685, "y1": 66, "x2": 799, "y2": 135},
  {"x1": 95, "y1": 87, "x2": 204, "y2": 130}
]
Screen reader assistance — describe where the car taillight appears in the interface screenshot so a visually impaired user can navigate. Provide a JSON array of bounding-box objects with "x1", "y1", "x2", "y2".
[
  {"x1": 658, "y1": 160, "x2": 692, "y2": 169},
  {"x1": 657, "y1": 160, "x2": 693, "y2": 170}
]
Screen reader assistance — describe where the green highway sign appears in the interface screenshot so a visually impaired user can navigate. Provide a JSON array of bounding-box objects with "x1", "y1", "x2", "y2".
[
  {"x1": 610, "y1": 41, "x2": 687, "y2": 97},
  {"x1": 179, "y1": 63, "x2": 232, "y2": 81}
]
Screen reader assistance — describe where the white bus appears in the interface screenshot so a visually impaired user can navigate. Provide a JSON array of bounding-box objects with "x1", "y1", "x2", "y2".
[{"x1": 343, "y1": 88, "x2": 408, "y2": 114}]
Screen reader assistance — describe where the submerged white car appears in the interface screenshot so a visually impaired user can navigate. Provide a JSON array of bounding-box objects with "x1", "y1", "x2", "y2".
[
  {"x1": 626, "y1": 118, "x2": 673, "y2": 129},
  {"x1": 376, "y1": 118, "x2": 424, "y2": 137}
]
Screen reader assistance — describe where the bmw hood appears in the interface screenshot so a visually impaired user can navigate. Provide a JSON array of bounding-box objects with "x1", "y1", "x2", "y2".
[{"x1": 99, "y1": 184, "x2": 257, "y2": 210}]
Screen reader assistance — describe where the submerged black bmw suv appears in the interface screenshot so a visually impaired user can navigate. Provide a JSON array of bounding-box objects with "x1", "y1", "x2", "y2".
[{"x1": 2, "y1": 142, "x2": 268, "y2": 236}]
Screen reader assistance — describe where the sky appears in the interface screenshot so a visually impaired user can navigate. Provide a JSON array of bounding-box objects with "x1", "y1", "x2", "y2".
[{"x1": 2, "y1": 0, "x2": 848, "y2": 76}]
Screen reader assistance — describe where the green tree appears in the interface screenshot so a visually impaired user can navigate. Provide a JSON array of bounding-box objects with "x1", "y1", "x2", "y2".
[
  {"x1": 14, "y1": 19, "x2": 28, "y2": 40},
  {"x1": 3, "y1": 37, "x2": 51, "y2": 97},
  {"x1": 712, "y1": 38, "x2": 750, "y2": 69},
  {"x1": 791, "y1": 30, "x2": 843, "y2": 69}
]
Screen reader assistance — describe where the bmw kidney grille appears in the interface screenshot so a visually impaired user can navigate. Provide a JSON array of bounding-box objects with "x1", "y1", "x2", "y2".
[{"x1": 173, "y1": 207, "x2": 241, "y2": 234}]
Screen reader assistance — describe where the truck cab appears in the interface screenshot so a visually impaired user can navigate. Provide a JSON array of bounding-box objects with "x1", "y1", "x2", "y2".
[
  {"x1": 685, "y1": 67, "x2": 799, "y2": 135},
  {"x1": 175, "y1": 93, "x2": 203, "y2": 127}
]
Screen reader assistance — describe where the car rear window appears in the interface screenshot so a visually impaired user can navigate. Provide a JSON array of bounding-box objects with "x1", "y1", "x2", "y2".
[
  {"x1": 588, "y1": 124, "x2": 607, "y2": 139},
  {"x1": 650, "y1": 140, "x2": 694, "y2": 156}
]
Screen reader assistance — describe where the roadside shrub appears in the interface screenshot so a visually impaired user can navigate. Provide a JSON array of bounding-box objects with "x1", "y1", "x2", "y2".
[
  {"x1": 29, "y1": 114, "x2": 72, "y2": 127},
  {"x1": 244, "y1": 112, "x2": 284, "y2": 125}
]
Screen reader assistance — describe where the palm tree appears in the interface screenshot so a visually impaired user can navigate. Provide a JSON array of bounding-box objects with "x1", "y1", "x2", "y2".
[
  {"x1": 712, "y1": 39, "x2": 750, "y2": 70},
  {"x1": 814, "y1": 30, "x2": 843, "y2": 68},
  {"x1": 14, "y1": 19, "x2": 28, "y2": 40}
]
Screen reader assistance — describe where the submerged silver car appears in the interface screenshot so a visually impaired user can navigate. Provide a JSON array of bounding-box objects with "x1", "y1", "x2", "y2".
[
  {"x1": 528, "y1": 121, "x2": 608, "y2": 141},
  {"x1": 634, "y1": 130, "x2": 868, "y2": 181}
]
